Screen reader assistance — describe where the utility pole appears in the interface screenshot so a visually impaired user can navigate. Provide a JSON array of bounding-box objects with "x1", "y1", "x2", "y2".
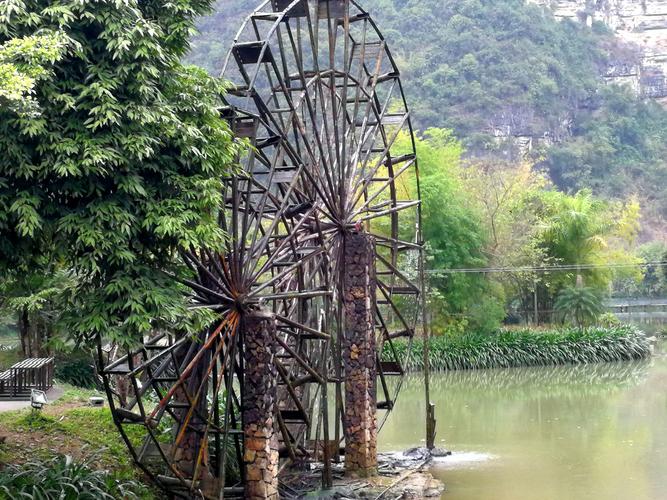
[
  {"x1": 533, "y1": 277, "x2": 539, "y2": 325},
  {"x1": 421, "y1": 259, "x2": 435, "y2": 450}
]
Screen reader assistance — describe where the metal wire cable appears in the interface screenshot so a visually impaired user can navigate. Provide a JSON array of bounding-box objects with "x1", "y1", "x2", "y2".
[{"x1": 425, "y1": 261, "x2": 667, "y2": 274}]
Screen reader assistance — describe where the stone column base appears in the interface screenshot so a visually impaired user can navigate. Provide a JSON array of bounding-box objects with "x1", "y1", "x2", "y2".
[
  {"x1": 343, "y1": 231, "x2": 378, "y2": 477},
  {"x1": 243, "y1": 310, "x2": 280, "y2": 499}
]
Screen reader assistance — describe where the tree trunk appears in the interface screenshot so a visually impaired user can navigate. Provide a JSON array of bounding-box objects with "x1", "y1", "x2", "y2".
[
  {"x1": 42, "y1": 319, "x2": 54, "y2": 357},
  {"x1": 18, "y1": 308, "x2": 30, "y2": 357},
  {"x1": 31, "y1": 315, "x2": 45, "y2": 358}
]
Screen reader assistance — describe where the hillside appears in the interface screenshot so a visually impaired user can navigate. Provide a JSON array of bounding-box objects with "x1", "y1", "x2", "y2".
[
  {"x1": 187, "y1": 0, "x2": 667, "y2": 239},
  {"x1": 188, "y1": 0, "x2": 610, "y2": 136}
]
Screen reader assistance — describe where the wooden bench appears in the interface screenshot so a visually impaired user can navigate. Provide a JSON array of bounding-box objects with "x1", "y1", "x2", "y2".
[{"x1": 0, "y1": 357, "x2": 54, "y2": 400}]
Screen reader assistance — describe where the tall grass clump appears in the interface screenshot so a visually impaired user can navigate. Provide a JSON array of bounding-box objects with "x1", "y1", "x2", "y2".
[
  {"x1": 385, "y1": 326, "x2": 651, "y2": 371},
  {"x1": 0, "y1": 454, "x2": 148, "y2": 499}
]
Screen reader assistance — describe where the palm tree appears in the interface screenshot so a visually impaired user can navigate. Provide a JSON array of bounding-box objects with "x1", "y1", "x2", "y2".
[
  {"x1": 541, "y1": 190, "x2": 614, "y2": 288},
  {"x1": 543, "y1": 190, "x2": 611, "y2": 265},
  {"x1": 554, "y1": 286, "x2": 605, "y2": 327}
]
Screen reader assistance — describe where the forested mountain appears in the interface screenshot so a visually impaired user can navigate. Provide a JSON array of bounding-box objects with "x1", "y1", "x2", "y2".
[
  {"x1": 188, "y1": 0, "x2": 609, "y2": 136},
  {"x1": 187, "y1": 2, "x2": 248, "y2": 76},
  {"x1": 187, "y1": 0, "x2": 667, "y2": 238}
]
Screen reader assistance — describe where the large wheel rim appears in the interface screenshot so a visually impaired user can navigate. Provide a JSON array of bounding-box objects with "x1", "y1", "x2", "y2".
[
  {"x1": 223, "y1": 0, "x2": 425, "y2": 443},
  {"x1": 98, "y1": 1, "x2": 426, "y2": 497}
]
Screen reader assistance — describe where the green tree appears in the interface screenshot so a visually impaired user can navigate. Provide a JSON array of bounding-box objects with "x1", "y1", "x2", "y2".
[
  {"x1": 460, "y1": 160, "x2": 551, "y2": 324},
  {"x1": 539, "y1": 190, "x2": 613, "y2": 282},
  {"x1": 396, "y1": 129, "x2": 504, "y2": 333},
  {"x1": 461, "y1": 161, "x2": 547, "y2": 263},
  {"x1": 533, "y1": 190, "x2": 641, "y2": 320},
  {"x1": 0, "y1": 0, "x2": 242, "y2": 345},
  {"x1": 0, "y1": 267, "x2": 73, "y2": 357},
  {"x1": 616, "y1": 241, "x2": 667, "y2": 298},
  {"x1": 638, "y1": 242, "x2": 667, "y2": 297},
  {"x1": 0, "y1": 32, "x2": 67, "y2": 114}
]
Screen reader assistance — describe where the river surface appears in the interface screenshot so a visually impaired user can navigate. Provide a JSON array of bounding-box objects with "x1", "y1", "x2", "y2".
[{"x1": 379, "y1": 341, "x2": 667, "y2": 500}]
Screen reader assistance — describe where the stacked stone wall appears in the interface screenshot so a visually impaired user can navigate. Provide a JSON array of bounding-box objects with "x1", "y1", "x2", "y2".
[
  {"x1": 342, "y1": 231, "x2": 378, "y2": 477},
  {"x1": 243, "y1": 311, "x2": 280, "y2": 499}
]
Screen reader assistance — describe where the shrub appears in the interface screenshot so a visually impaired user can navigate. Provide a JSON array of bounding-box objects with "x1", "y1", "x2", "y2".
[
  {"x1": 387, "y1": 326, "x2": 651, "y2": 371},
  {"x1": 0, "y1": 454, "x2": 146, "y2": 499},
  {"x1": 54, "y1": 350, "x2": 97, "y2": 388},
  {"x1": 598, "y1": 312, "x2": 621, "y2": 328}
]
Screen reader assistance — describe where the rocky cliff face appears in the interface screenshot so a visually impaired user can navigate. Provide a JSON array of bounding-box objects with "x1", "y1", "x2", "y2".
[{"x1": 530, "y1": 0, "x2": 667, "y2": 101}]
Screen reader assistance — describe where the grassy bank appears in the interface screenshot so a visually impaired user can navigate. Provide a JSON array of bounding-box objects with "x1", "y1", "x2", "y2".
[
  {"x1": 385, "y1": 326, "x2": 651, "y2": 371},
  {"x1": 0, "y1": 386, "x2": 155, "y2": 499}
]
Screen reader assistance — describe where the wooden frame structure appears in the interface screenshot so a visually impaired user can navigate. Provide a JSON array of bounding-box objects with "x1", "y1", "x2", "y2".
[
  {"x1": 0, "y1": 357, "x2": 54, "y2": 400},
  {"x1": 97, "y1": 0, "x2": 427, "y2": 497}
]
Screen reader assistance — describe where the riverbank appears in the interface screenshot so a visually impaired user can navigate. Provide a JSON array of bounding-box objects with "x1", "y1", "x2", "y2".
[
  {"x1": 385, "y1": 326, "x2": 651, "y2": 371},
  {"x1": 0, "y1": 386, "x2": 154, "y2": 498}
]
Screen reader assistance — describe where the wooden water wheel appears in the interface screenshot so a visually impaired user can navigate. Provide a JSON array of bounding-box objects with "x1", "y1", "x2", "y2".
[{"x1": 98, "y1": 0, "x2": 426, "y2": 497}]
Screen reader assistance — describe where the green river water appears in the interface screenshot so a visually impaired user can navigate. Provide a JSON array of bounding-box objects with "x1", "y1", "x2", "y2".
[{"x1": 379, "y1": 340, "x2": 667, "y2": 500}]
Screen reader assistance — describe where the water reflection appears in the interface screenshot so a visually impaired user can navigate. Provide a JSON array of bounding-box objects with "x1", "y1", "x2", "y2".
[
  {"x1": 379, "y1": 347, "x2": 667, "y2": 500},
  {"x1": 616, "y1": 314, "x2": 667, "y2": 335}
]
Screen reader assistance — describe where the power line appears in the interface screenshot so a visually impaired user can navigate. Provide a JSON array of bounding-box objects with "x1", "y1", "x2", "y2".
[{"x1": 425, "y1": 261, "x2": 667, "y2": 275}]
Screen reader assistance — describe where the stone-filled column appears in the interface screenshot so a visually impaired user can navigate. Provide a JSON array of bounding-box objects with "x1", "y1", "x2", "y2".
[
  {"x1": 343, "y1": 231, "x2": 378, "y2": 477},
  {"x1": 172, "y1": 341, "x2": 213, "y2": 482},
  {"x1": 243, "y1": 310, "x2": 280, "y2": 500}
]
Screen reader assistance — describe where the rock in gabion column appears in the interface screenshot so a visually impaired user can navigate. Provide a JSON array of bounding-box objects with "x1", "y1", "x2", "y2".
[
  {"x1": 343, "y1": 231, "x2": 378, "y2": 477},
  {"x1": 243, "y1": 310, "x2": 280, "y2": 499},
  {"x1": 172, "y1": 342, "x2": 212, "y2": 481}
]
